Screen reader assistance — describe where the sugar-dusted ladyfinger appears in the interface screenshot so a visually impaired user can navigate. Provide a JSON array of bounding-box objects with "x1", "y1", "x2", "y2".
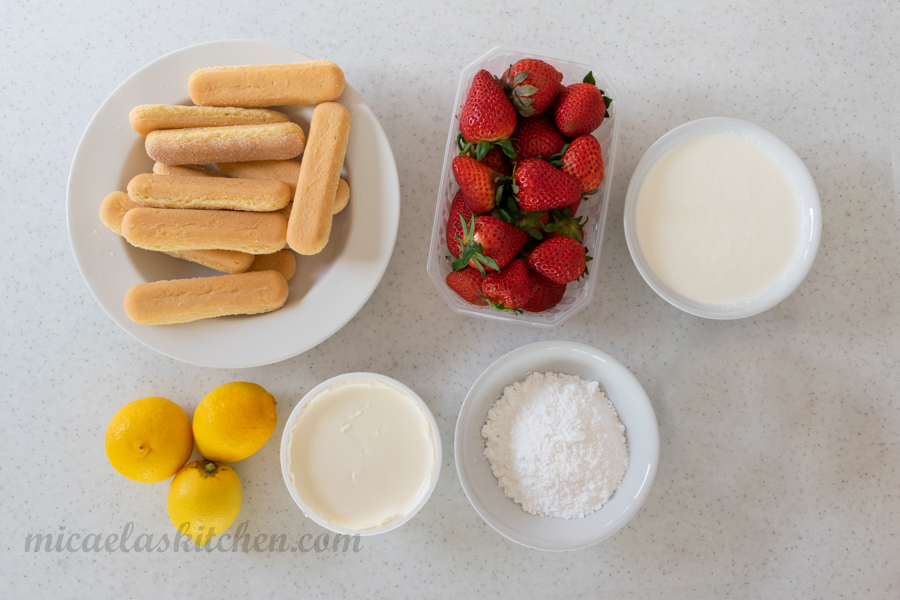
[
  {"x1": 124, "y1": 271, "x2": 288, "y2": 325},
  {"x1": 127, "y1": 173, "x2": 290, "y2": 212},
  {"x1": 215, "y1": 160, "x2": 350, "y2": 214},
  {"x1": 99, "y1": 192, "x2": 254, "y2": 273},
  {"x1": 145, "y1": 122, "x2": 306, "y2": 166},
  {"x1": 248, "y1": 249, "x2": 296, "y2": 282},
  {"x1": 188, "y1": 61, "x2": 345, "y2": 108},
  {"x1": 129, "y1": 105, "x2": 288, "y2": 136},
  {"x1": 122, "y1": 207, "x2": 287, "y2": 255},
  {"x1": 153, "y1": 163, "x2": 222, "y2": 178},
  {"x1": 287, "y1": 103, "x2": 351, "y2": 255}
]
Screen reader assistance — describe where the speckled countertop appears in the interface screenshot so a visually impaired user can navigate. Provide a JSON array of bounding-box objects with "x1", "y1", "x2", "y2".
[{"x1": 2, "y1": 1, "x2": 898, "y2": 598}]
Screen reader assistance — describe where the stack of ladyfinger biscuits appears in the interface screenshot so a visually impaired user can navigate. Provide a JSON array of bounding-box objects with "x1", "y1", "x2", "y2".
[{"x1": 100, "y1": 60, "x2": 352, "y2": 325}]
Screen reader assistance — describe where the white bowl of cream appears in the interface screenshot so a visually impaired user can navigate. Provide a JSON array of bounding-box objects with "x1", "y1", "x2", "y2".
[
  {"x1": 624, "y1": 117, "x2": 821, "y2": 319},
  {"x1": 281, "y1": 373, "x2": 441, "y2": 536}
]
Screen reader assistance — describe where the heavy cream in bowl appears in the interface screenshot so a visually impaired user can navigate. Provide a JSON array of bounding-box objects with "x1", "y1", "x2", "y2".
[
  {"x1": 281, "y1": 374, "x2": 440, "y2": 535},
  {"x1": 624, "y1": 118, "x2": 821, "y2": 319}
]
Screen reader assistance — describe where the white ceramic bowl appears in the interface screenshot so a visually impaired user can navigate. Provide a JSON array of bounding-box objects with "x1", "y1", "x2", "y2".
[
  {"x1": 455, "y1": 341, "x2": 659, "y2": 551},
  {"x1": 426, "y1": 45, "x2": 623, "y2": 327},
  {"x1": 280, "y1": 373, "x2": 442, "y2": 536},
  {"x1": 623, "y1": 117, "x2": 821, "y2": 319}
]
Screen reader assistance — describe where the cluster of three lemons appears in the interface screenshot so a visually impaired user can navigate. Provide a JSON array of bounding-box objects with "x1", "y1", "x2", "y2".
[{"x1": 104, "y1": 382, "x2": 277, "y2": 546}]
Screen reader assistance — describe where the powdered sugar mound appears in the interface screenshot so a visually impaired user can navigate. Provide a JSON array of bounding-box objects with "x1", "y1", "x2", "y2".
[{"x1": 481, "y1": 371, "x2": 628, "y2": 519}]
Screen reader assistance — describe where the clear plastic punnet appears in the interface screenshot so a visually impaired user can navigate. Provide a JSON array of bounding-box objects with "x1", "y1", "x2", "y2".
[{"x1": 426, "y1": 46, "x2": 623, "y2": 327}]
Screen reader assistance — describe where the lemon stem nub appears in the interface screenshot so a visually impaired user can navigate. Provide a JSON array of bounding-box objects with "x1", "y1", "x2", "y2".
[{"x1": 204, "y1": 462, "x2": 217, "y2": 474}]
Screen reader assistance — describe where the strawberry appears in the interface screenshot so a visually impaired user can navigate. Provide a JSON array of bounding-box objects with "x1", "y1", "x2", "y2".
[
  {"x1": 545, "y1": 205, "x2": 586, "y2": 242},
  {"x1": 492, "y1": 196, "x2": 548, "y2": 240},
  {"x1": 552, "y1": 72, "x2": 612, "y2": 137},
  {"x1": 513, "y1": 115, "x2": 566, "y2": 161},
  {"x1": 522, "y1": 270, "x2": 567, "y2": 312},
  {"x1": 480, "y1": 147, "x2": 512, "y2": 176},
  {"x1": 482, "y1": 259, "x2": 531, "y2": 311},
  {"x1": 452, "y1": 155, "x2": 502, "y2": 213},
  {"x1": 513, "y1": 158, "x2": 582, "y2": 212},
  {"x1": 446, "y1": 190, "x2": 474, "y2": 257},
  {"x1": 560, "y1": 135, "x2": 604, "y2": 193},
  {"x1": 501, "y1": 59, "x2": 563, "y2": 118},
  {"x1": 446, "y1": 267, "x2": 487, "y2": 306},
  {"x1": 528, "y1": 236, "x2": 587, "y2": 284},
  {"x1": 452, "y1": 215, "x2": 527, "y2": 275},
  {"x1": 459, "y1": 69, "x2": 517, "y2": 143}
]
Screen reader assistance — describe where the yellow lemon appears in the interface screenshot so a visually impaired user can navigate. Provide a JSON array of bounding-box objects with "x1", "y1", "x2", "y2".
[
  {"x1": 192, "y1": 382, "x2": 277, "y2": 462},
  {"x1": 105, "y1": 396, "x2": 194, "y2": 483},
  {"x1": 167, "y1": 460, "x2": 242, "y2": 546}
]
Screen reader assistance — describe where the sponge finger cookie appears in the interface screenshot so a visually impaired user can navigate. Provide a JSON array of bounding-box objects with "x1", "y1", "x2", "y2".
[
  {"x1": 127, "y1": 173, "x2": 290, "y2": 212},
  {"x1": 248, "y1": 249, "x2": 296, "y2": 282},
  {"x1": 287, "y1": 102, "x2": 351, "y2": 255},
  {"x1": 153, "y1": 163, "x2": 222, "y2": 178},
  {"x1": 189, "y1": 61, "x2": 345, "y2": 108},
  {"x1": 99, "y1": 192, "x2": 254, "y2": 273},
  {"x1": 124, "y1": 271, "x2": 288, "y2": 325},
  {"x1": 129, "y1": 105, "x2": 288, "y2": 136},
  {"x1": 215, "y1": 160, "x2": 350, "y2": 215},
  {"x1": 145, "y1": 122, "x2": 306, "y2": 165},
  {"x1": 122, "y1": 207, "x2": 287, "y2": 255}
]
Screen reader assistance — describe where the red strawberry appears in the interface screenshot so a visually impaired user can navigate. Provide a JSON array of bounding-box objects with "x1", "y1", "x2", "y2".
[
  {"x1": 528, "y1": 236, "x2": 587, "y2": 284},
  {"x1": 452, "y1": 215, "x2": 527, "y2": 274},
  {"x1": 482, "y1": 259, "x2": 531, "y2": 311},
  {"x1": 446, "y1": 267, "x2": 487, "y2": 306},
  {"x1": 459, "y1": 70, "x2": 517, "y2": 143},
  {"x1": 501, "y1": 59, "x2": 563, "y2": 118},
  {"x1": 480, "y1": 147, "x2": 512, "y2": 176},
  {"x1": 522, "y1": 270, "x2": 567, "y2": 312},
  {"x1": 560, "y1": 135, "x2": 604, "y2": 193},
  {"x1": 553, "y1": 72, "x2": 610, "y2": 137},
  {"x1": 513, "y1": 116, "x2": 566, "y2": 161},
  {"x1": 513, "y1": 158, "x2": 582, "y2": 212},
  {"x1": 491, "y1": 196, "x2": 548, "y2": 240},
  {"x1": 545, "y1": 205, "x2": 586, "y2": 242},
  {"x1": 447, "y1": 190, "x2": 474, "y2": 257},
  {"x1": 452, "y1": 155, "x2": 501, "y2": 213}
]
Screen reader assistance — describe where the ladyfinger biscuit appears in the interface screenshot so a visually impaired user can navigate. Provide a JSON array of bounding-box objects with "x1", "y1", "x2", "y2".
[
  {"x1": 248, "y1": 249, "x2": 296, "y2": 282},
  {"x1": 127, "y1": 173, "x2": 290, "y2": 212},
  {"x1": 99, "y1": 191, "x2": 139, "y2": 235},
  {"x1": 122, "y1": 207, "x2": 287, "y2": 255},
  {"x1": 129, "y1": 105, "x2": 288, "y2": 136},
  {"x1": 287, "y1": 103, "x2": 351, "y2": 255},
  {"x1": 99, "y1": 192, "x2": 254, "y2": 273},
  {"x1": 189, "y1": 61, "x2": 345, "y2": 108},
  {"x1": 153, "y1": 163, "x2": 222, "y2": 177},
  {"x1": 124, "y1": 271, "x2": 288, "y2": 325},
  {"x1": 215, "y1": 160, "x2": 350, "y2": 214},
  {"x1": 145, "y1": 122, "x2": 306, "y2": 166}
]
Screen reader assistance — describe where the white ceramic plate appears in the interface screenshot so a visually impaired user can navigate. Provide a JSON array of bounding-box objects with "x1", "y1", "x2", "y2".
[
  {"x1": 280, "y1": 372, "x2": 442, "y2": 536},
  {"x1": 455, "y1": 340, "x2": 659, "y2": 551},
  {"x1": 623, "y1": 117, "x2": 821, "y2": 319},
  {"x1": 67, "y1": 40, "x2": 400, "y2": 368}
]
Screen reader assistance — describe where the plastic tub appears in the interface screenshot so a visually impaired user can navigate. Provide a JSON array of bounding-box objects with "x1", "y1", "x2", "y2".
[{"x1": 426, "y1": 45, "x2": 623, "y2": 327}]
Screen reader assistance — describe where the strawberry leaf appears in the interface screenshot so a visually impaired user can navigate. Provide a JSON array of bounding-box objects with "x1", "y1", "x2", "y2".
[
  {"x1": 512, "y1": 70, "x2": 529, "y2": 86},
  {"x1": 583, "y1": 71, "x2": 596, "y2": 85},
  {"x1": 496, "y1": 139, "x2": 517, "y2": 159},
  {"x1": 514, "y1": 85, "x2": 539, "y2": 97}
]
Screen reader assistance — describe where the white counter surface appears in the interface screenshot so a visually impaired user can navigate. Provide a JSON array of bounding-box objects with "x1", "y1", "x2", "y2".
[{"x1": 2, "y1": 1, "x2": 898, "y2": 598}]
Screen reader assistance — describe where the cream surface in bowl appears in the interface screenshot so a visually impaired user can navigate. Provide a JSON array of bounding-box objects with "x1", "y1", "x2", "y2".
[
  {"x1": 624, "y1": 117, "x2": 821, "y2": 319},
  {"x1": 281, "y1": 373, "x2": 441, "y2": 535}
]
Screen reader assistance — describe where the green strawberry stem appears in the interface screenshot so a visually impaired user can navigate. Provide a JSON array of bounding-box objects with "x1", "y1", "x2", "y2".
[
  {"x1": 451, "y1": 215, "x2": 499, "y2": 275},
  {"x1": 457, "y1": 133, "x2": 517, "y2": 160}
]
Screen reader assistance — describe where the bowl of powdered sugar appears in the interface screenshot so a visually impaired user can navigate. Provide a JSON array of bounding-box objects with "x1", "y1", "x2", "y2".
[{"x1": 455, "y1": 340, "x2": 659, "y2": 551}]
